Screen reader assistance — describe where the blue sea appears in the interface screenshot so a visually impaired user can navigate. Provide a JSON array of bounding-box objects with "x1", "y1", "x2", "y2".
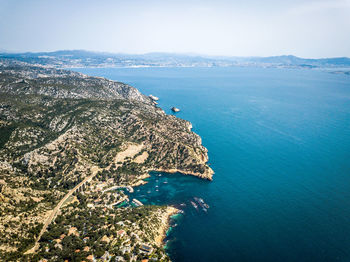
[{"x1": 73, "y1": 67, "x2": 350, "y2": 262}]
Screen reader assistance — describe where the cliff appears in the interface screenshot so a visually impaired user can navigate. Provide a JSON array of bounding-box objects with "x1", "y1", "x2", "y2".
[{"x1": 0, "y1": 59, "x2": 213, "y2": 259}]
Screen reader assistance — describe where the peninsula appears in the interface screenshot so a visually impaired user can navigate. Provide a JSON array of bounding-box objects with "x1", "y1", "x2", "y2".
[{"x1": 0, "y1": 59, "x2": 213, "y2": 261}]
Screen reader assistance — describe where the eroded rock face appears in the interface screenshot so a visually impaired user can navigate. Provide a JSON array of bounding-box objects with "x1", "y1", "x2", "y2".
[
  {"x1": 0, "y1": 60, "x2": 214, "y2": 259},
  {"x1": 0, "y1": 60, "x2": 213, "y2": 182}
]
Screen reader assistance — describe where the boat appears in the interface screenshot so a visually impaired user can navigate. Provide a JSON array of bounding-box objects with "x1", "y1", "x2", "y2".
[
  {"x1": 190, "y1": 201, "x2": 198, "y2": 209},
  {"x1": 194, "y1": 197, "x2": 203, "y2": 207},
  {"x1": 171, "y1": 107, "x2": 180, "y2": 112},
  {"x1": 194, "y1": 197, "x2": 209, "y2": 209},
  {"x1": 163, "y1": 181, "x2": 168, "y2": 184}
]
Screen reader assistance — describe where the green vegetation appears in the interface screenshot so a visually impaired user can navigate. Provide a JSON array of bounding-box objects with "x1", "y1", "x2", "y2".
[{"x1": 0, "y1": 60, "x2": 211, "y2": 261}]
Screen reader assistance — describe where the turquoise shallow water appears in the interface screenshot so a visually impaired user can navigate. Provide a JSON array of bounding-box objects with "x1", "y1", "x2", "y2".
[{"x1": 74, "y1": 67, "x2": 350, "y2": 262}]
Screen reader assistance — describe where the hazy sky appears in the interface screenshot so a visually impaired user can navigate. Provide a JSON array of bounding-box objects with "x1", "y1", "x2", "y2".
[{"x1": 0, "y1": 0, "x2": 349, "y2": 58}]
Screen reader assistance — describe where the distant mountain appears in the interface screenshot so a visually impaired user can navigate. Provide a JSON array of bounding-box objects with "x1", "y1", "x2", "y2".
[
  {"x1": 0, "y1": 48, "x2": 10, "y2": 53},
  {"x1": 246, "y1": 55, "x2": 350, "y2": 67},
  {"x1": 1, "y1": 50, "x2": 349, "y2": 69}
]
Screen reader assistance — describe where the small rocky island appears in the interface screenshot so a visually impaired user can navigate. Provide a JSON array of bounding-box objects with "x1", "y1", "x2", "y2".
[
  {"x1": 0, "y1": 60, "x2": 213, "y2": 261},
  {"x1": 149, "y1": 94, "x2": 159, "y2": 101}
]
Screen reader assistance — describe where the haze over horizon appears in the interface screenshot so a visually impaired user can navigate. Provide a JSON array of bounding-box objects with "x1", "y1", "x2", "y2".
[{"x1": 0, "y1": 0, "x2": 349, "y2": 58}]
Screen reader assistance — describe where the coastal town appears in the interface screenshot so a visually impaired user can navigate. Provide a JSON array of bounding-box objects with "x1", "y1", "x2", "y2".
[{"x1": 31, "y1": 169, "x2": 179, "y2": 262}]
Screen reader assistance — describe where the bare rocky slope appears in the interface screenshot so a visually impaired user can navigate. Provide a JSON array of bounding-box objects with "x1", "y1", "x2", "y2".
[
  {"x1": 0, "y1": 60, "x2": 213, "y2": 180},
  {"x1": 0, "y1": 60, "x2": 213, "y2": 260}
]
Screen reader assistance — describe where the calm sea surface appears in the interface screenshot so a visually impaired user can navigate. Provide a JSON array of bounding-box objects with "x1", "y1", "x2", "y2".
[{"x1": 73, "y1": 67, "x2": 350, "y2": 262}]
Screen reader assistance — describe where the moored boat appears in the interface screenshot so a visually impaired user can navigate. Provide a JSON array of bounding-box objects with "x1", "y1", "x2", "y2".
[
  {"x1": 194, "y1": 197, "x2": 210, "y2": 209},
  {"x1": 190, "y1": 201, "x2": 198, "y2": 209}
]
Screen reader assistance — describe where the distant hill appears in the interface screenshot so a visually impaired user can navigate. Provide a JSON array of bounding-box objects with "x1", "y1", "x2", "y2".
[
  {"x1": 1, "y1": 50, "x2": 350, "y2": 69},
  {"x1": 246, "y1": 55, "x2": 350, "y2": 67}
]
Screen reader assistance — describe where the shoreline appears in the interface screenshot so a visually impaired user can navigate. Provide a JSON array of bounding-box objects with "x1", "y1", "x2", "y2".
[
  {"x1": 128, "y1": 166, "x2": 214, "y2": 191},
  {"x1": 150, "y1": 167, "x2": 214, "y2": 181},
  {"x1": 154, "y1": 206, "x2": 180, "y2": 247}
]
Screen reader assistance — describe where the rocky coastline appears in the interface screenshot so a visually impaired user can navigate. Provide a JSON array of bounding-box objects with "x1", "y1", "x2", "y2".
[
  {"x1": 154, "y1": 206, "x2": 180, "y2": 247},
  {"x1": 0, "y1": 60, "x2": 213, "y2": 260},
  {"x1": 152, "y1": 167, "x2": 214, "y2": 180}
]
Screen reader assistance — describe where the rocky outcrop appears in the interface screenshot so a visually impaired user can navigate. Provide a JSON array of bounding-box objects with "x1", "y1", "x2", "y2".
[
  {"x1": 154, "y1": 206, "x2": 180, "y2": 246},
  {"x1": 152, "y1": 167, "x2": 214, "y2": 180}
]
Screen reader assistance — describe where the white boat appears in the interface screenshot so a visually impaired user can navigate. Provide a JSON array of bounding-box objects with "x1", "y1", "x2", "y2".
[
  {"x1": 194, "y1": 197, "x2": 210, "y2": 209},
  {"x1": 190, "y1": 201, "x2": 198, "y2": 209},
  {"x1": 171, "y1": 107, "x2": 180, "y2": 112}
]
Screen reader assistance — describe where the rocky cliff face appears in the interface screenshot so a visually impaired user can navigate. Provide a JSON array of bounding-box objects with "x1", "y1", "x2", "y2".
[
  {"x1": 0, "y1": 59, "x2": 214, "y2": 260},
  {"x1": 0, "y1": 60, "x2": 213, "y2": 181},
  {"x1": 0, "y1": 60, "x2": 214, "y2": 258}
]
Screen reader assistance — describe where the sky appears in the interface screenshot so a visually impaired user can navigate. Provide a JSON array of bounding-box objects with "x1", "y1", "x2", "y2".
[{"x1": 0, "y1": 0, "x2": 349, "y2": 58}]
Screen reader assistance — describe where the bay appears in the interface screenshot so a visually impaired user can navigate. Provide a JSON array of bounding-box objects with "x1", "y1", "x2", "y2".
[{"x1": 73, "y1": 67, "x2": 350, "y2": 262}]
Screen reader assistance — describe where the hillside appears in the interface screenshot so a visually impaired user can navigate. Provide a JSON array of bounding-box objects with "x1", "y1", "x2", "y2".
[
  {"x1": 0, "y1": 60, "x2": 213, "y2": 261},
  {"x1": 1, "y1": 50, "x2": 350, "y2": 69}
]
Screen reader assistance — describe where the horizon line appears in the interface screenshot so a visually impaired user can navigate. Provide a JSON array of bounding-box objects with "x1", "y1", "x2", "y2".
[{"x1": 1, "y1": 49, "x2": 350, "y2": 60}]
